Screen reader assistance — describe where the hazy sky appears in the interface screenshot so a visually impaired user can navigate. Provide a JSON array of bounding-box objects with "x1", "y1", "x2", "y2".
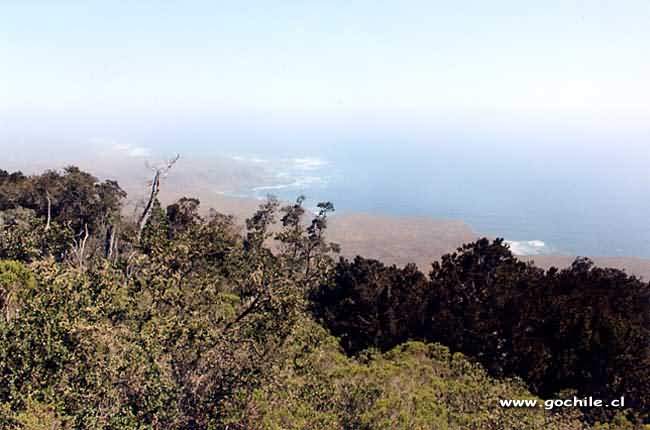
[
  {"x1": 1, "y1": 2, "x2": 648, "y2": 257},
  {"x1": 1, "y1": 0, "x2": 649, "y2": 122}
]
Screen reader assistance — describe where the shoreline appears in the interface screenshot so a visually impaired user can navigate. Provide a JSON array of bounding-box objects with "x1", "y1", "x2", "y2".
[{"x1": 6, "y1": 157, "x2": 650, "y2": 280}]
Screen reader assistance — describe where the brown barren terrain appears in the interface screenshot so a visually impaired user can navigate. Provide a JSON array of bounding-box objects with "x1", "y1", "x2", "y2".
[{"x1": 7, "y1": 153, "x2": 650, "y2": 280}]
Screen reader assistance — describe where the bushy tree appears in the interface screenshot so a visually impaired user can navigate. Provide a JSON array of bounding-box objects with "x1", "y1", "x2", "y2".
[
  {"x1": 427, "y1": 240, "x2": 649, "y2": 421},
  {"x1": 0, "y1": 209, "x2": 72, "y2": 262},
  {"x1": 0, "y1": 167, "x2": 126, "y2": 236},
  {"x1": 233, "y1": 320, "x2": 586, "y2": 430},
  {"x1": 0, "y1": 167, "x2": 126, "y2": 263},
  {"x1": 1, "y1": 165, "x2": 648, "y2": 428},
  {"x1": 312, "y1": 256, "x2": 429, "y2": 354},
  {"x1": 427, "y1": 238, "x2": 545, "y2": 375},
  {"x1": 314, "y1": 238, "x2": 650, "y2": 423},
  {"x1": 0, "y1": 191, "x2": 343, "y2": 429}
]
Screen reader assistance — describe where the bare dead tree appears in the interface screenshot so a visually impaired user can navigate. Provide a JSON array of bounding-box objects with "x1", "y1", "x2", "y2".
[
  {"x1": 44, "y1": 191, "x2": 52, "y2": 231},
  {"x1": 137, "y1": 153, "x2": 180, "y2": 241},
  {"x1": 112, "y1": 227, "x2": 120, "y2": 259},
  {"x1": 71, "y1": 223, "x2": 90, "y2": 270},
  {"x1": 104, "y1": 223, "x2": 117, "y2": 260}
]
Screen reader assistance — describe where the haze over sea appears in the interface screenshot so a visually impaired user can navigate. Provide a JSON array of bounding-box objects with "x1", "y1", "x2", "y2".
[
  {"x1": 2, "y1": 2, "x2": 649, "y2": 258},
  {"x1": 6, "y1": 112, "x2": 647, "y2": 259},
  {"x1": 195, "y1": 122, "x2": 650, "y2": 259}
]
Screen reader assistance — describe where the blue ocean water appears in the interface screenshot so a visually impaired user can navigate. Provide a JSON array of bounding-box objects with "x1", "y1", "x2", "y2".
[
  {"x1": 6, "y1": 115, "x2": 648, "y2": 257},
  {"x1": 178, "y1": 128, "x2": 650, "y2": 258}
]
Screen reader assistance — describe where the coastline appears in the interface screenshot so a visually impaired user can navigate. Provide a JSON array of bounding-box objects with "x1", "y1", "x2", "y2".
[{"x1": 7, "y1": 156, "x2": 650, "y2": 280}]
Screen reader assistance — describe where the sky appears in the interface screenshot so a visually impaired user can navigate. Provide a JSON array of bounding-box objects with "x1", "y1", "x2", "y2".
[
  {"x1": 1, "y1": 2, "x2": 648, "y2": 257},
  {"x1": 1, "y1": 0, "x2": 650, "y2": 125}
]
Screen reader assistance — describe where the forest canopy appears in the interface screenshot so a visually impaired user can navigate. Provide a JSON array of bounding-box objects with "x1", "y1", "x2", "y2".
[{"x1": 0, "y1": 166, "x2": 647, "y2": 429}]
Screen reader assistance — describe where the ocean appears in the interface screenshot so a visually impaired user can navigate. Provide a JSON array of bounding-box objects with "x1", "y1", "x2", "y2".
[
  {"x1": 5, "y1": 114, "x2": 649, "y2": 258},
  {"x1": 169, "y1": 121, "x2": 650, "y2": 258}
]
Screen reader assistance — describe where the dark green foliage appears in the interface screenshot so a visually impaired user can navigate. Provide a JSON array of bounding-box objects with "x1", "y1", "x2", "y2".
[
  {"x1": 312, "y1": 256, "x2": 429, "y2": 354},
  {"x1": 166, "y1": 197, "x2": 201, "y2": 237},
  {"x1": 315, "y1": 238, "x2": 650, "y2": 423},
  {"x1": 0, "y1": 165, "x2": 647, "y2": 428},
  {"x1": 0, "y1": 167, "x2": 126, "y2": 264},
  {"x1": 427, "y1": 238, "x2": 545, "y2": 375},
  {"x1": 0, "y1": 167, "x2": 126, "y2": 236},
  {"x1": 535, "y1": 259, "x2": 650, "y2": 420},
  {"x1": 0, "y1": 209, "x2": 73, "y2": 262},
  {"x1": 428, "y1": 240, "x2": 649, "y2": 421},
  {"x1": 139, "y1": 199, "x2": 169, "y2": 254}
]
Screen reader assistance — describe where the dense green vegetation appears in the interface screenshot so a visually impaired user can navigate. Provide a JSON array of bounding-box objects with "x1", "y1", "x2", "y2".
[
  {"x1": 0, "y1": 167, "x2": 648, "y2": 429},
  {"x1": 314, "y1": 241, "x2": 650, "y2": 424}
]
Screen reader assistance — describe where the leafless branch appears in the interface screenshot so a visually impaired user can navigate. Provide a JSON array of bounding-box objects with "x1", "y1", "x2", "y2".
[
  {"x1": 137, "y1": 153, "x2": 180, "y2": 241},
  {"x1": 45, "y1": 191, "x2": 52, "y2": 231},
  {"x1": 71, "y1": 223, "x2": 90, "y2": 270}
]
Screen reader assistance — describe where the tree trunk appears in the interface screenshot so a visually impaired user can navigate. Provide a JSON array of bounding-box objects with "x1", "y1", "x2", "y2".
[
  {"x1": 104, "y1": 224, "x2": 115, "y2": 259},
  {"x1": 137, "y1": 170, "x2": 161, "y2": 241},
  {"x1": 136, "y1": 154, "x2": 179, "y2": 242},
  {"x1": 45, "y1": 192, "x2": 52, "y2": 231}
]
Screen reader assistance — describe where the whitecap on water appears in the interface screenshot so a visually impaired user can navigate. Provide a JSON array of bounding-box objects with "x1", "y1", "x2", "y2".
[{"x1": 505, "y1": 240, "x2": 552, "y2": 256}]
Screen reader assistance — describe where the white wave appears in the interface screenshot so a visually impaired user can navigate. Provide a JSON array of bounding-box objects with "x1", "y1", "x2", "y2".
[
  {"x1": 127, "y1": 146, "x2": 151, "y2": 157},
  {"x1": 292, "y1": 157, "x2": 327, "y2": 171},
  {"x1": 230, "y1": 155, "x2": 268, "y2": 164},
  {"x1": 90, "y1": 138, "x2": 151, "y2": 158},
  {"x1": 214, "y1": 190, "x2": 251, "y2": 198},
  {"x1": 274, "y1": 170, "x2": 292, "y2": 178},
  {"x1": 227, "y1": 154, "x2": 330, "y2": 196},
  {"x1": 112, "y1": 143, "x2": 151, "y2": 158},
  {"x1": 229, "y1": 154, "x2": 326, "y2": 171},
  {"x1": 251, "y1": 183, "x2": 294, "y2": 192},
  {"x1": 292, "y1": 176, "x2": 327, "y2": 187},
  {"x1": 505, "y1": 240, "x2": 551, "y2": 256},
  {"x1": 251, "y1": 175, "x2": 327, "y2": 192}
]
